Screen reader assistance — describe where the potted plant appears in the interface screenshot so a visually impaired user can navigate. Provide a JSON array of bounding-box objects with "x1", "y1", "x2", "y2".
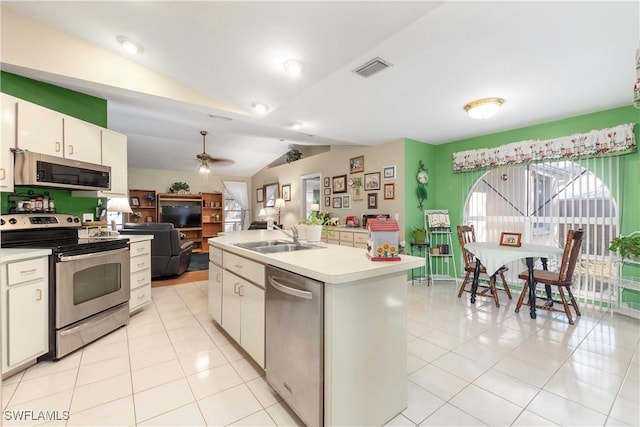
[
  {"x1": 412, "y1": 227, "x2": 427, "y2": 244},
  {"x1": 169, "y1": 182, "x2": 190, "y2": 194},
  {"x1": 286, "y1": 146, "x2": 303, "y2": 163},
  {"x1": 609, "y1": 233, "x2": 640, "y2": 261}
]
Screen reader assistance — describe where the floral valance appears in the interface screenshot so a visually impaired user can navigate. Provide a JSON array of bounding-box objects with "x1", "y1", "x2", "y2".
[{"x1": 452, "y1": 123, "x2": 636, "y2": 173}]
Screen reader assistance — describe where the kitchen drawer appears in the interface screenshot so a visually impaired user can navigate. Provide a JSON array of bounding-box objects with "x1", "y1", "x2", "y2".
[
  {"x1": 130, "y1": 268, "x2": 150, "y2": 291},
  {"x1": 327, "y1": 239, "x2": 340, "y2": 245},
  {"x1": 354, "y1": 233, "x2": 368, "y2": 244},
  {"x1": 130, "y1": 254, "x2": 150, "y2": 274},
  {"x1": 130, "y1": 283, "x2": 151, "y2": 311},
  {"x1": 7, "y1": 258, "x2": 46, "y2": 285},
  {"x1": 224, "y1": 251, "x2": 265, "y2": 286},
  {"x1": 209, "y1": 246, "x2": 223, "y2": 267},
  {"x1": 130, "y1": 241, "x2": 150, "y2": 257},
  {"x1": 339, "y1": 231, "x2": 354, "y2": 243}
]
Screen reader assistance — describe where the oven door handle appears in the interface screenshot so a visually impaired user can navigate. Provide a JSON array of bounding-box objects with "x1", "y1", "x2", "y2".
[{"x1": 58, "y1": 247, "x2": 129, "y2": 262}]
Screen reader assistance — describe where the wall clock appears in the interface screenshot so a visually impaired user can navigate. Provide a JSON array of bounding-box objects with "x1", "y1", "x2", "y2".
[{"x1": 416, "y1": 160, "x2": 428, "y2": 210}]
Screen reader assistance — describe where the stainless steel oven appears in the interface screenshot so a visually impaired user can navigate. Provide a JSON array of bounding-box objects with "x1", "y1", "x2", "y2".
[
  {"x1": 1, "y1": 213, "x2": 130, "y2": 360},
  {"x1": 55, "y1": 245, "x2": 130, "y2": 358}
]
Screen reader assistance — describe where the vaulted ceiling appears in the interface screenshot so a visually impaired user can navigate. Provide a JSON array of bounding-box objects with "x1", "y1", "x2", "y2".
[{"x1": 2, "y1": 1, "x2": 638, "y2": 176}]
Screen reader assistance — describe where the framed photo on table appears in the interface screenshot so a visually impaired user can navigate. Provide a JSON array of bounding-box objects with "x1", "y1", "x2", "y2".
[
  {"x1": 130, "y1": 197, "x2": 140, "y2": 207},
  {"x1": 499, "y1": 232, "x2": 522, "y2": 247}
]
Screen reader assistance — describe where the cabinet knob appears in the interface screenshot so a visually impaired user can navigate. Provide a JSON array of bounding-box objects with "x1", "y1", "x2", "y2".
[
  {"x1": 55, "y1": 142, "x2": 61, "y2": 152},
  {"x1": 239, "y1": 284, "x2": 244, "y2": 297},
  {"x1": 234, "y1": 282, "x2": 240, "y2": 293},
  {"x1": 36, "y1": 289, "x2": 42, "y2": 301},
  {"x1": 0, "y1": 168, "x2": 5, "y2": 180},
  {"x1": 68, "y1": 144, "x2": 74, "y2": 155}
]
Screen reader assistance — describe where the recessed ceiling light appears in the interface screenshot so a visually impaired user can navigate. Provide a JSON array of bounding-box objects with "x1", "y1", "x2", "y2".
[
  {"x1": 290, "y1": 121, "x2": 303, "y2": 130},
  {"x1": 117, "y1": 36, "x2": 142, "y2": 55},
  {"x1": 463, "y1": 97, "x2": 504, "y2": 119},
  {"x1": 283, "y1": 59, "x2": 305, "y2": 78},
  {"x1": 252, "y1": 102, "x2": 269, "y2": 114}
]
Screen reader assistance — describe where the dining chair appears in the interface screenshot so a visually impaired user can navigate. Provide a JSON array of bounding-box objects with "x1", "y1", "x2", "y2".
[
  {"x1": 456, "y1": 225, "x2": 511, "y2": 307},
  {"x1": 515, "y1": 229, "x2": 584, "y2": 324}
]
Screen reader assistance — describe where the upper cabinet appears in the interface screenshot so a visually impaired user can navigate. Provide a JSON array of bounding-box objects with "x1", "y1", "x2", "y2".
[
  {"x1": 16, "y1": 99, "x2": 101, "y2": 163},
  {"x1": 98, "y1": 129, "x2": 128, "y2": 196},
  {"x1": 1, "y1": 94, "x2": 17, "y2": 193}
]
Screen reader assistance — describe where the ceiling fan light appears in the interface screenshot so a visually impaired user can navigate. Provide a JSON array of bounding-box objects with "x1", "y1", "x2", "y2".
[
  {"x1": 464, "y1": 97, "x2": 504, "y2": 119},
  {"x1": 284, "y1": 59, "x2": 304, "y2": 78},
  {"x1": 198, "y1": 161, "x2": 210, "y2": 174}
]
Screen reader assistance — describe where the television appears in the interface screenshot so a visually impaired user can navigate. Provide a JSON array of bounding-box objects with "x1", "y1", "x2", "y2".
[{"x1": 160, "y1": 205, "x2": 201, "y2": 228}]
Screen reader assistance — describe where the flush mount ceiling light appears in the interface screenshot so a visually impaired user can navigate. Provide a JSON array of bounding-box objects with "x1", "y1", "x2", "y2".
[
  {"x1": 195, "y1": 130, "x2": 234, "y2": 174},
  {"x1": 251, "y1": 102, "x2": 269, "y2": 114},
  {"x1": 283, "y1": 59, "x2": 305, "y2": 78},
  {"x1": 463, "y1": 97, "x2": 504, "y2": 119},
  {"x1": 290, "y1": 121, "x2": 303, "y2": 130},
  {"x1": 116, "y1": 36, "x2": 142, "y2": 55}
]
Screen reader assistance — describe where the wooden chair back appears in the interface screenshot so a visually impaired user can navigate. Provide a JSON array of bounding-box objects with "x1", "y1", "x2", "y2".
[
  {"x1": 557, "y1": 229, "x2": 584, "y2": 282},
  {"x1": 457, "y1": 224, "x2": 477, "y2": 265}
]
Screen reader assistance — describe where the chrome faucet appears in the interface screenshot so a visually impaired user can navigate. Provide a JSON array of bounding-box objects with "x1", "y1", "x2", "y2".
[{"x1": 273, "y1": 224, "x2": 300, "y2": 245}]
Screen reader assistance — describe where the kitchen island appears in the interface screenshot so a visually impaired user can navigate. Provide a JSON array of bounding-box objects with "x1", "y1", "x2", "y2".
[{"x1": 209, "y1": 230, "x2": 424, "y2": 426}]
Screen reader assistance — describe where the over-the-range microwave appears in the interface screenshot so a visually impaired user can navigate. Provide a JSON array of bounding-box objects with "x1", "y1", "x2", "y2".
[{"x1": 14, "y1": 151, "x2": 111, "y2": 191}]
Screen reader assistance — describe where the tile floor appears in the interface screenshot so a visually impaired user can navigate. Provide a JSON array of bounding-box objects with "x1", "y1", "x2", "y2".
[{"x1": 1, "y1": 280, "x2": 638, "y2": 427}]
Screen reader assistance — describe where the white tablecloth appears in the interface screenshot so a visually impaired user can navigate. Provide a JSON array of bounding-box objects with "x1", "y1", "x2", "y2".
[{"x1": 465, "y1": 242, "x2": 565, "y2": 275}]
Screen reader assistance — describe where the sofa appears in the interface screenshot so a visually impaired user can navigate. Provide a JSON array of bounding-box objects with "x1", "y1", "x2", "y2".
[{"x1": 120, "y1": 222, "x2": 194, "y2": 278}]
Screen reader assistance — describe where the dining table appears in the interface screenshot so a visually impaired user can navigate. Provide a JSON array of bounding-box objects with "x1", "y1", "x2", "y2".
[{"x1": 464, "y1": 241, "x2": 565, "y2": 319}]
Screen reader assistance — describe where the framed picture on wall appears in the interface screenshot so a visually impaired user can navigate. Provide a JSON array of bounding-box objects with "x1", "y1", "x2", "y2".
[
  {"x1": 367, "y1": 192, "x2": 378, "y2": 209},
  {"x1": 342, "y1": 195, "x2": 351, "y2": 209},
  {"x1": 364, "y1": 172, "x2": 380, "y2": 190},
  {"x1": 130, "y1": 197, "x2": 140, "y2": 207},
  {"x1": 324, "y1": 177, "x2": 330, "y2": 187},
  {"x1": 281, "y1": 184, "x2": 291, "y2": 201},
  {"x1": 256, "y1": 188, "x2": 263, "y2": 203},
  {"x1": 332, "y1": 175, "x2": 347, "y2": 194},
  {"x1": 324, "y1": 196, "x2": 331, "y2": 207},
  {"x1": 324, "y1": 187, "x2": 331, "y2": 196},
  {"x1": 333, "y1": 196, "x2": 342, "y2": 209},
  {"x1": 382, "y1": 165, "x2": 396, "y2": 180},
  {"x1": 384, "y1": 183, "x2": 395, "y2": 200},
  {"x1": 349, "y1": 155, "x2": 365, "y2": 174}
]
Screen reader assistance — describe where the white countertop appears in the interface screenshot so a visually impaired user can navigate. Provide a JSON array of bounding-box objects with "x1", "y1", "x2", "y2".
[
  {"x1": 0, "y1": 248, "x2": 52, "y2": 263},
  {"x1": 209, "y1": 230, "x2": 424, "y2": 284}
]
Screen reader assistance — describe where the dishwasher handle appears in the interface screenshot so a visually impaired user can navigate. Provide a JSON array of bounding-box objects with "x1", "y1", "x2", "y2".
[{"x1": 268, "y1": 276, "x2": 313, "y2": 300}]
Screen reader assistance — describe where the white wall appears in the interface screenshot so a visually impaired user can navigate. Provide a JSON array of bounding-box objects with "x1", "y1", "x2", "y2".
[
  {"x1": 128, "y1": 167, "x2": 249, "y2": 195},
  {"x1": 251, "y1": 139, "x2": 406, "y2": 232}
]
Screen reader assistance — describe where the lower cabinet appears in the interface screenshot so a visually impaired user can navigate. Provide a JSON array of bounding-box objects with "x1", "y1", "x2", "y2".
[
  {"x1": 129, "y1": 239, "x2": 152, "y2": 313},
  {"x1": 208, "y1": 245, "x2": 265, "y2": 369},
  {"x1": 222, "y1": 270, "x2": 265, "y2": 367},
  {"x1": 1, "y1": 255, "x2": 49, "y2": 376}
]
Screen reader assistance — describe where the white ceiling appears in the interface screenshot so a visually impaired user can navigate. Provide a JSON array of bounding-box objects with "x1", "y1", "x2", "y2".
[{"x1": 3, "y1": 1, "x2": 638, "y2": 177}]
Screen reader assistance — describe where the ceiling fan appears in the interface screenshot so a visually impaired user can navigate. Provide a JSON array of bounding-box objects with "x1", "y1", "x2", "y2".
[{"x1": 196, "y1": 130, "x2": 234, "y2": 174}]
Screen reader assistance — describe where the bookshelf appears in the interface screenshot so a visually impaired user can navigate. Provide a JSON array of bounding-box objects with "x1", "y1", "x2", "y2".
[
  {"x1": 201, "y1": 192, "x2": 224, "y2": 248},
  {"x1": 128, "y1": 189, "x2": 157, "y2": 223}
]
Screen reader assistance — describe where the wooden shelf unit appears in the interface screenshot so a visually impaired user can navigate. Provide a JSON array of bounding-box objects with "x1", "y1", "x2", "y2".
[
  {"x1": 128, "y1": 189, "x2": 157, "y2": 223},
  {"x1": 154, "y1": 192, "x2": 224, "y2": 253},
  {"x1": 201, "y1": 192, "x2": 224, "y2": 249}
]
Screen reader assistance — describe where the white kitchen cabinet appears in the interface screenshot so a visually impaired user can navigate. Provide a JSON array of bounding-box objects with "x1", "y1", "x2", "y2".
[
  {"x1": 16, "y1": 100, "x2": 64, "y2": 157},
  {"x1": 63, "y1": 116, "x2": 101, "y2": 163},
  {"x1": 214, "y1": 248, "x2": 265, "y2": 368},
  {"x1": 100, "y1": 129, "x2": 127, "y2": 196},
  {"x1": 1, "y1": 254, "x2": 49, "y2": 377},
  {"x1": 208, "y1": 246, "x2": 223, "y2": 324},
  {"x1": 16, "y1": 99, "x2": 101, "y2": 163},
  {"x1": 221, "y1": 269, "x2": 265, "y2": 367},
  {"x1": 128, "y1": 238, "x2": 152, "y2": 313},
  {"x1": 1, "y1": 94, "x2": 17, "y2": 192}
]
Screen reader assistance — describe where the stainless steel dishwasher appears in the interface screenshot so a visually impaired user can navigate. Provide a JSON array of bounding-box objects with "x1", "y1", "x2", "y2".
[{"x1": 266, "y1": 265, "x2": 323, "y2": 427}]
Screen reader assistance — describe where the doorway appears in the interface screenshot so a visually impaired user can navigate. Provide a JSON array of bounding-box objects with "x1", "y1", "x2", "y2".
[{"x1": 300, "y1": 172, "x2": 321, "y2": 220}]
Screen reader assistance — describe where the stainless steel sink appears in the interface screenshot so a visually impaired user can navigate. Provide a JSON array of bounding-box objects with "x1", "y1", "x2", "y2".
[{"x1": 235, "y1": 240, "x2": 324, "y2": 253}]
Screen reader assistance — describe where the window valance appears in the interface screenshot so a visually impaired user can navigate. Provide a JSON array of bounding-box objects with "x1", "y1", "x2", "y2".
[{"x1": 452, "y1": 123, "x2": 636, "y2": 173}]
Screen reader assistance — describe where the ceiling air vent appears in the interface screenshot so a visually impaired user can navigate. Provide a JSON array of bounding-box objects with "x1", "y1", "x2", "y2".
[{"x1": 352, "y1": 57, "x2": 392, "y2": 78}]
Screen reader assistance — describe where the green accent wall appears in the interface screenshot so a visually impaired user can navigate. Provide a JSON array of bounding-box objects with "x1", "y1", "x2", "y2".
[
  {"x1": 0, "y1": 72, "x2": 108, "y2": 216},
  {"x1": 404, "y1": 105, "x2": 640, "y2": 303},
  {"x1": 1, "y1": 71, "x2": 107, "y2": 126}
]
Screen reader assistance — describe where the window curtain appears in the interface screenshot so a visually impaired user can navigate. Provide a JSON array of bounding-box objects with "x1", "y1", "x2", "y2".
[
  {"x1": 453, "y1": 123, "x2": 636, "y2": 173},
  {"x1": 222, "y1": 180, "x2": 249, "y2": 230}
]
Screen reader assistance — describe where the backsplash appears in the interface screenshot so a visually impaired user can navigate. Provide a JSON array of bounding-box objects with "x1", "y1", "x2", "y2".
[{"x1": 1, "y1": 186, "x2": 104, "y2": 219}]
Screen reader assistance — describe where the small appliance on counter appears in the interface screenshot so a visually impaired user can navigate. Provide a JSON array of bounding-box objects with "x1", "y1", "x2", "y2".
[{"x1": 345, "y1": 216, "x2": 359, "y2": 227}]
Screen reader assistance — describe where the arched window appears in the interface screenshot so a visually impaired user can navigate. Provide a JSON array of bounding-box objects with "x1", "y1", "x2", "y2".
[{"x1": 462, "y1": 158, "x2": 620, "y2": 309}]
